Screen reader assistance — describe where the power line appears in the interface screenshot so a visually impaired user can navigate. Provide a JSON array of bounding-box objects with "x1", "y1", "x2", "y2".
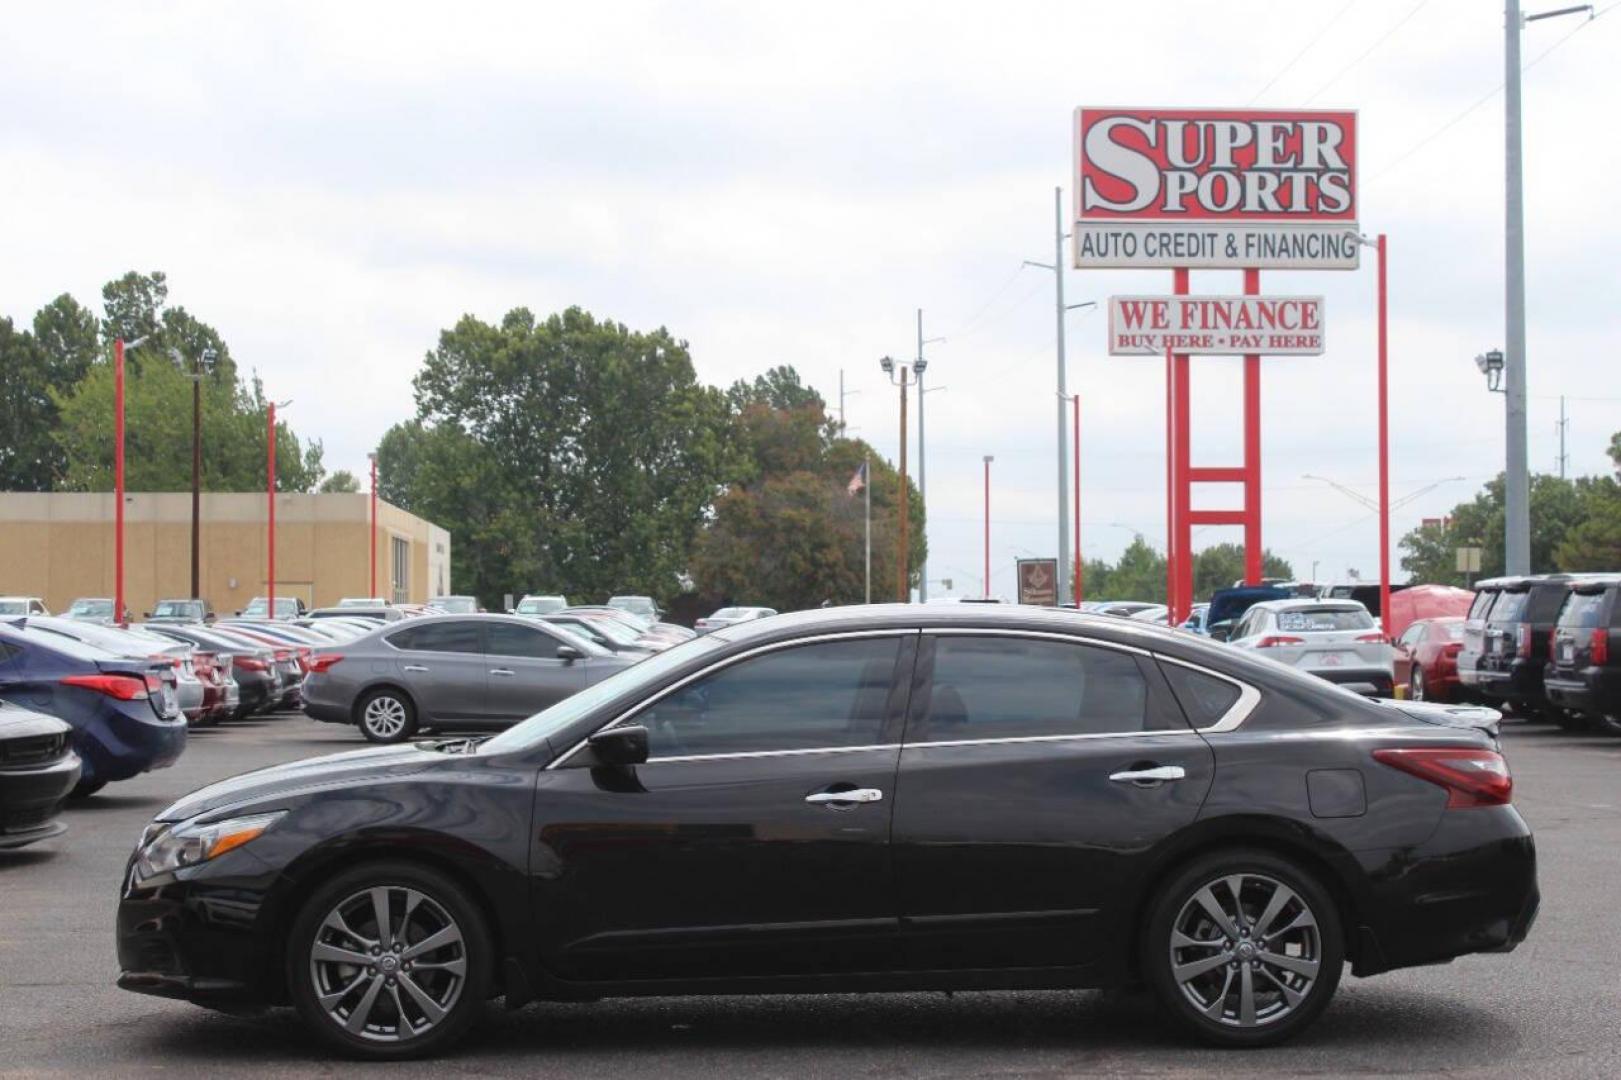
[
  {"x1": 941, "y1": 263, "x2": 1027, "y2": 339},
  {"x1": 1303, "y1": 0, "x2": 1433, "y2": 105},
  {"x1": 1247, "y1": 0, "x2": 1362, "y2": 105}
]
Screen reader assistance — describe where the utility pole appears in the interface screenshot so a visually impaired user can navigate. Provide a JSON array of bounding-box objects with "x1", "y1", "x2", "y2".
[
  {"x1": 1557, "y1": 395, "x2": 1569, "y2": 478},
  {"x1": 914, "y1": 309, "x2": 942, "y2": 602},
  {"x1": 983, "y1": 455, "x2": 993, "y2": 599},
  {"x1": 177, "y1": 346, "x2": 215, "y2": 601},
  {"x1": 880, "y1": 356, "x2": 914, "y2": 601},
  {"x1": 1052, "y1": 188, "x2": 1071, "y2": 603},
  {"x1": 1504, "y1": 0, "x2": 1530, "y2": 575}
]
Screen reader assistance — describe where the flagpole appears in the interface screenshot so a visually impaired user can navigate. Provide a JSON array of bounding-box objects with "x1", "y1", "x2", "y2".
[{"x1": 864, "y1": 454, "x2": 872, "y2": 604}]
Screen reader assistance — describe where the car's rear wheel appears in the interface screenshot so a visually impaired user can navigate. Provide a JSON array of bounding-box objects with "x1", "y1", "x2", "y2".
[
  {"x1": 1143, "y1": 849, "x2": 1344, "y2": 1047},
  {"x1": 287, "y1": 861, "x2": 491, "y2": 1059},
  {"x1": 358, "y1": 689, "x2": 417, "y2": 744},
  {"x1": 1410, "y1": 668, "x2": 1427, "y2": 701}
]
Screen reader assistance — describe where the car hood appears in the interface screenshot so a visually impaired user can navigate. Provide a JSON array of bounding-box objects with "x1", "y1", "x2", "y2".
[
  {"x1": 156, "y1": 743, "x2": 440, "y2": 822},
  {"x1": 1379, "y1": 699, "x2": 1502, "y2": 736},
  {"x1": 0, "y1": 705, "x2": 71, "y2": 740}
]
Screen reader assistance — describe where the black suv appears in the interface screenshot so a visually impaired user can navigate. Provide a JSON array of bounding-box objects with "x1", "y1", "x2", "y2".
[
  {"x1": 1460, "y1": 575, "x2": 1586, "y2": 723},
  {"x1": 1544, "y1": 574, "x2": 1621, "y2": 735}
]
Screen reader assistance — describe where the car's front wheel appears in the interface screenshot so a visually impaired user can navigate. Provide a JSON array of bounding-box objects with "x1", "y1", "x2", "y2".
[
  {"x1": 287, "y1": 861, "x2": 492, "y2": 1059},
  {"x1": 357, "y1": 689, "x2": 417, "y2": 743},
  {"x1": 1410, "y1": 668, "x2": 1427, "y2": 701},
  {"x1": 1143, "y1": 849, "x2": 1344, "y2": 1047}
]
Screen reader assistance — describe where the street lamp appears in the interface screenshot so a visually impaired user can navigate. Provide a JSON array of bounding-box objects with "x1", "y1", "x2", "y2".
[
  {"x1": 267, "y1": 399, "x2": 293, "y2": 619},
  {"x1": 172, "y1": 346, "x2": 217, "y2": 600},
  {"x1": 368, "y1": 452, "x2": 379, "y2": 599},
  {"x1": 880, "y1": 356, "x2": 916, "y2": 602},
  {"x1": 112, "y1": 333, "x2": 153, "y2": 624},
  {"x1": 1475, "y1": 349, "x2": 1506, "y2": 393},
  {"x1": 913, "y1": 309, "x2": 945, "y2": 601},
  {"x1": 983, "y1": 455, "x2": 994, "y2": 599}
]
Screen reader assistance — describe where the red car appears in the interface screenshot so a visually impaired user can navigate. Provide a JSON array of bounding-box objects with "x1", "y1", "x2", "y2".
[{"x1": 1393, "y1": 616, "x2": 1467, "y2": 702}]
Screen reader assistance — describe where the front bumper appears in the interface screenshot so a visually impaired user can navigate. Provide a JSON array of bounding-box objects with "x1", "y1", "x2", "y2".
[
  {"x1": 0, "y1": 750, "x2": 81, "y2": 848},
  {"x1": 1352, "y1": 805, "x2": 1538, "y2": 976}
]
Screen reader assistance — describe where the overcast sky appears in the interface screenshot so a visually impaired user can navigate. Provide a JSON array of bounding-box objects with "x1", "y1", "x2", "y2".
[{"x1": 4, "y1": 0, "x2": 1617, "y2": 598}]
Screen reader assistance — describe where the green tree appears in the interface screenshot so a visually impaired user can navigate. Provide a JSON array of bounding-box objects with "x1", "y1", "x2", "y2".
[
  {"x1": 0, "y1": 319, "x2": 58, "y2": 490},
  {"x1": 1105, "y1": 535, "x2": 1168, "y2": 604},
  {"x1": 32, "y1": 294, "x2": 101, "y2": 384},
  {"x1": 1399, "y1": 473, "x2": 1587, "y2": 584},
  {"x1": 1555, "y1": 478, "x2": 1621, "y2": 571},
  {"x1": 407, "y1": 307, "x2": 735, "y2": 605},
  {"x1": 1191, "y1": 542, "x2": 1294, "y2": 600},
  {"x1": 319, "y1": 469, "x2": 362, "y2": 494}
]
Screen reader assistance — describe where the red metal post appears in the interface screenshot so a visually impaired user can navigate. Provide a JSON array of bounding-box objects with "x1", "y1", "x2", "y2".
[
  {"x1": 983, "y1": 456, "x2": 991, "y2": 599},
  {"x1": 1073, "y1": 393, "x2": 1082, "y2": 604},
  {"x1": 1244, "y1": 268, "x2": 1263, "y2": 585},
  {"x1": 267, "y1": 402, "x2": 277, "y2": 618},
  {"x1": 114, "y1": 338, "x2": 126, "y2": 624},
  {"x1": 1171, "y1": 268, "x2": 1191, "y2": 622},
  {"x1": 1377, "y1": 234, "x2": 1392, "y2": 636},
  {"x1": 369, "y1": 454, "x2": 378, "y2": 597},
  {"x1": 1165, "y1": 343, "x2": 1176, "y2": 610}
]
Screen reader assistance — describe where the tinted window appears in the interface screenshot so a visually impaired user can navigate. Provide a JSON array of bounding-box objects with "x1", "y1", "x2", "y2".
[
  {"x1": 1276, "y1": 607, "x2": 1373, "y2": 632},
  {"x1": 919, "y1": 636, "x2": 1148, "y2": 740},
  {"x1": 1490, "y1": 591, "x2": 1528, "y2": 622},
  {"x1": 1396, "y1": 623, "x2": 1424, "y2": 648},
  {"x1": 1160, "y1": 662, "x2": 1241, "y2": 728},
  {"x1": 635, "y1": 637, "x2": 900, "y2": 757},
  {"x1": 1558, "y1": 591, "x2": 1607, "y2": 628},
  {"x1": 387, "y1": 621, "x2": 483, "y2": 654},
  {"x1": 487, "y1": 622, "x2": 560, "y2": 659},
  {"x1": 1527, "y1": 584, "x2": 1572, "y2": 622},
  {"x1": 1467, "y1": 590, "x2": 1497, "y2": 620}
]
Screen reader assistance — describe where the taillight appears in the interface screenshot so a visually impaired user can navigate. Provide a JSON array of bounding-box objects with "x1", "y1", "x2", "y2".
[
  {"x1": 273, "y1": 649, "x2": 291, "y2": 663},
  {"x1": 60, "y1": 674, "x2": 150, "y2": 701},
  {"x1": 1514, "y1": 624, "x2": 1531, "y2": 658},
  {"x1": 237, "y1": 656, "x2": 268, "y2": 671},
  {"x1": 1592, "y1": 628, "x2": 1609, "y2": 665},
  {"x1": 1355, "y1": 632, "x2": 1387, "y2": 644},
  {"x1": 1444, "y1": 643, "x2": 1463, "y2": 656},
  {"x1": 1255, "y1": 635, "x2": 1305, "y2": 648},
  {"x1": 306, "y1": 653, "x2": 345, "y2": 675},
  {"x1": 1373, "y1": 747, "x2": 1512, "y2": 808}
]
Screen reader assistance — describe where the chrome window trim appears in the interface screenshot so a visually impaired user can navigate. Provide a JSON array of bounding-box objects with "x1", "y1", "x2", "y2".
[
  {"x1": 645, "y1": 743, "x2": 901, "y2": 765},
  {"x1": 920, "y1": 626, "x2": 1152, "y2": 657},
  {"x1": 903, "y1": 728, "x2": 1201, "y2": 751},
  {"x1": 1151, "y1": 653, "x2": 1261, "y2": 734},
  {"x1": 547, "y1": 629, "x2": 917, "y2": 770}
]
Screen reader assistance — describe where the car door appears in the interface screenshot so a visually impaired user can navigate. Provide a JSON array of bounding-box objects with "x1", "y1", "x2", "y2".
[
  {"x1": 890, "y1": 630, "x2": 1215, "y2": 972},
  {"x1": 484, "y1": 621, "x2": 587, "y2": 722},
  {"x1": 385, "y1": 620, "x2": 490, "y2": 722},
  {"x1": 531, "y1": 632, "x2": 916, "y2": 983}
]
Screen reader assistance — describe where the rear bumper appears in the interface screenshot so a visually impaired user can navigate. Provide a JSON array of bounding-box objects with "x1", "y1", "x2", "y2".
[
  {"x1": 1544, "y1": 667, "x2": 1618, "y2": 716},
  {"x1": 1470, "y1": 658, "x2": 1545, "y2": 705},
  {"x1": 1352, "y1": 805, "x2": 1538, "y2": 976},
  {"x1": 72, "y1": 709, "x2": 187, "y2": 787}
]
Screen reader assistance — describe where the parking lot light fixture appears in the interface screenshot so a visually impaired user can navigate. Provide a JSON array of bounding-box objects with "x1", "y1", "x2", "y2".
[
  {"x1": 1476, "y1": 349, "x2": 1506, "y2": 393},
  {"x1": 267, "y1": 399, "x2": 293, "y2": 620},
  {"x1": 113, "y1": 334, "x2": 152, "y2": 626}
]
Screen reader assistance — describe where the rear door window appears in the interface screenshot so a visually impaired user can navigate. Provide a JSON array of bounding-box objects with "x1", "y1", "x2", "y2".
[
  {"x1": 913, "y1": 636, "x2": 1152, "y2": 741},
  {"x1": 1490, "y1": 591, "x2": 1529, "y2": 623},
  {"x1": 487, "y1": 622, "x2": 562, "y2": 659},
  {"x1": 387, "y1": 621, "x2": 484, "y2": 655}
]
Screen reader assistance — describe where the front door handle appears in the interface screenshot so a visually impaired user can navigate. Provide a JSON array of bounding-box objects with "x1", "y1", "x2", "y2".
[
  {"x1": 490, "y1": 668, "x2": 516, "y2": 677},
  {"x1": 402, "y1": 665, "x2": 429, "y2": 673},
  {"x1": 1109, "y1": 765, "x2": 1187, "y2": 784},
  {"x1": 805, "y1": 788, "x2": 883, "y2": 805}
]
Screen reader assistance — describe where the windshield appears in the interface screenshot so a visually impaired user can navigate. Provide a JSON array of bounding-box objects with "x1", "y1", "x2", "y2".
[
  {"x1": 609, "y1": 597, "x2": 655, "y2": 614},
  {"x1": 712, "y1": 608, "x2": 750, "y2": 619},
  {"x1": 1490, "y1": 591, "x2": 1529, "y2": 622},
  {"x1": 1558, "y1": 591, "x2": 1608, "y2": 628},
  {"x1": 481, "y1": 634, "x2": 724, "y2": 754},
  {"x1": 578, "y1": 617, "x2": 641, "y2": 644},
  {"x1": 152, "y1": 600, "x2": 202, "y2": 618},
  {"x1": 432, "y1": 597, "x2": 478, "y2": 614},
  {"x1": 69, "y1": 599, "x2": 113, "y2": 616},
  {"x1": 338, "y1": 598, "x2": 385, "y2": 608},
  {"x1": 516, "y1": 597, "x2": 565, "y2": 615},
  {"x1": 1275, "y1": 607, "x2": 1374, "y2": 632},
  {"x1": 1437, "y1": 620, "x2": 1467, "y2": 641},
  {"x1": 0, "y1": 601, "x2": 28, "y2": 614}
]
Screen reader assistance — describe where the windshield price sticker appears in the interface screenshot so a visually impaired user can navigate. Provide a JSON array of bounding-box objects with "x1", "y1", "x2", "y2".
[
  {"x1": 1074, "y1": 108, "x2": 1359, "y2": 270},
  {"x1": 1108, "y1": 295, "x2": 1324, "y2": 356}
]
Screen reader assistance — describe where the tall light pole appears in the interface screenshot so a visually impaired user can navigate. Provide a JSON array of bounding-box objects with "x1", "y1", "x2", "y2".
[
  {"x1": 112, "y1": 334, "x2": 151, "y2": 624},
  {"x1": 173, "y1": 346, "x2": 216, "y2": 600},
  {"x1": 880, "y1": 356, "x2": 915, "y2": 602},
  {"x1": 1504, "y1": 1, "x2": 1595, "y2": 572},
  {"x1": 914, "y1": 310, "x2": 945, "y2": 601},
  {"x1": 983, "y1": 455, "x2": 994, "y2": 599},
  {"x1": 368, "y1": 452, "x2": 379, "y2": 598},
  {"x1": 1063, "y1": 392, "x2": 1081, "y2": 604},
  {"x1": 267, "y1": 399, "x2": 292, "y2": 619}
]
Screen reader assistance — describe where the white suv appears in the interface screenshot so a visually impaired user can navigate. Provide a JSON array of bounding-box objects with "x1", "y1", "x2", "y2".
[{"x1": 1227, "y1": 598, "x2": 1394, "y2": 697}]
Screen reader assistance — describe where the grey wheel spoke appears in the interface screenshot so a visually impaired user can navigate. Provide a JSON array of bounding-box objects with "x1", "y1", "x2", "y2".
[
  {"x1": 402, "y1": 924, "x2": 460, "y2": 961},
  {"x1": 1171, "y1": 930, "x2": 1225, "y2": 951},
  {"x1": 398, "y1": 972, "x2": 449, "y2": 1024},
  {"x1": 1201, "y1": 967, "x2": 1235, "y2": 1019},
  {"x1": 370, "y1": 887, "x2": 394, "y2": 948},
  {"x1": 1174, "y1": 951, "x2": 1234, "y2": 983},
  {"x1": 344, "y1": 975, "x2": 385, "y2": 1034},
  {"x1": 1271, "y1": 908, "x2": 1318, "y2": 936},
  {"x1": 1258, "y1": 949, "x2": 1320, "y2": 977},
  {"x1": 411, "y1": 956, "x2": 468, "y2": 976},
  {"x1": 1194, "y1": 885, "x2": 1241, "y2": 941},
  {"x1": 1256, "y1": 964, "x2": 1306, "y2": 1008},
  {"x1": 1239, "y1": 963, "x2": 1257, "y2": 1027},
  {"x1": 312, "y1": 942, "x2": 372, "y2": 967},
  {"x1": 1253, "y1": 882, "x2": 1296, "y2": 938},
  {"x1": 317, "y1": 970, "x2": 368, "y2": 1010},
  {"x1": 387, "y1": 982, "x2": 411, "y2": 1037},
  {"x1": 321, "y1": 909, "x2": 376, "y2": 949}
]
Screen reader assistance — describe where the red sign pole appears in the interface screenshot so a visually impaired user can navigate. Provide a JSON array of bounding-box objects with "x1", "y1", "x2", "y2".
[
  {"x1": 1171, "y1": 269, "x2": 1192, "y2": 622},
  {"x1": 114, "y1": 337, "x2": 126, "y2": 625},
  {"x1": 1377, "y1": 234, "x2": 1392, "y2": 636},
  {"x1": 267, "y1": 402, "x2": 277, "y2": 618},
  {"x1": 1164, "y1": 342, "x2": 1176, "y2": 611},
  {"x1": 983, "y1": 456, "x2": 992, "y2": 599},
  {"x1": 1244, "y1": 268, "x2": 1263, "y2": 585}
]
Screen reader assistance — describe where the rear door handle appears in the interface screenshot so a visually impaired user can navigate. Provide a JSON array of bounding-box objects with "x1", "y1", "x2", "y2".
[
  {"x1": 490, "y1": 668, "x2": 515, "y2": 677},
  {"x1": 805, "y1": 788, "x2": 883, "y2": 805},
  {"x1": 403, "y1": 665, "x2": 429, "y2": 673},
  {"x1": 1109, "y1": 765, "x2": 1186, "y2": 784}
]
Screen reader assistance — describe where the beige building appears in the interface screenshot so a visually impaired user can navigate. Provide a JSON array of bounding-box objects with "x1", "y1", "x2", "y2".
[{"x1": 0, "y1": 492, "x2": 451, "y2": 616}]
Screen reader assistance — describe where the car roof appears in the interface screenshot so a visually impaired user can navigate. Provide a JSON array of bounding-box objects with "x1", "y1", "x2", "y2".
[
  {"x1": 1247, "y1": 598, "x2": 1369, "y2": 613},
  {"x1": 700, "y1": 602, "x2": 1199, "y2": 650}
]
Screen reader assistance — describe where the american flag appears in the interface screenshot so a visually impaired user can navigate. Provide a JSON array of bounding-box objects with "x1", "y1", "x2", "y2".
[{"x1": 846, "y1": 461, "x2": 867, "y2": 496}]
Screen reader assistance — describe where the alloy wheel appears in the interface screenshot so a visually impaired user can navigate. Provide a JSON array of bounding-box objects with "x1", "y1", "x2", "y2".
[
  {"x1": 362, "y1": 697, "x2": 408, "y2": 740},
  {"x1": 1411, "y1": 669, "x2": 1426, "y2": 701},
  {"x1": 308, "y1": 885, "x2": 468, "y2": 1044},
  {"x1": 1168, "y1": 872, "x2": 1322, "y2": 1029}
]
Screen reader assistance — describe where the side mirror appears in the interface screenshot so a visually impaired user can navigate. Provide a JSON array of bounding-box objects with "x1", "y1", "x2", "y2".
[
  {"x1": 1208, "y1": 622, "x2": 1234, "y2": 643},
  {"x1": 556, "y1": 644, "x2": 584, "y2": 663},
  {"x1": 587, "y1": 725, "x2": 649, "y2": 767}
]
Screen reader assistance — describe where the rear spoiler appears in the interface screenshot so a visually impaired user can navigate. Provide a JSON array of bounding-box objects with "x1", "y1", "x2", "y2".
[{"x1": 1382, "y1": 699, "x2": 1501, "y2": 736}]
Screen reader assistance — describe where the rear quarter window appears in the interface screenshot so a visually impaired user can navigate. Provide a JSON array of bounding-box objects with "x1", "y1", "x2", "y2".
[{"x1": 1160, "y1": 662, "x2": 1242, "y2": 728}]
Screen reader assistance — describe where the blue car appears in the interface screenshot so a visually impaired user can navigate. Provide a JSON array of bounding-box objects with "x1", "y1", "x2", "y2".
[{"x1": 0, "y1": 622, "x2": 187, "y2": 797}]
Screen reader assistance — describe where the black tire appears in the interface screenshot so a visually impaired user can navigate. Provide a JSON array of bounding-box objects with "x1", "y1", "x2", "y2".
[
  {"x1": 69, "y1": 778, "x2": 107, "y2": 799},
  {"x1": 1142, "y1": 849, "x2": 1344, "y2": 1047},
  {"x1": 356, "y1": 688, "x2": 418, "y2": 744},
  {"x1": 1554, "y1": 709, "x2": 1593, "y2": 732},
  {"x1": 286, "y1": 860, "x2": 492, "y2": 1060},
  {"x1": 1593, "y1": 713, "x2": 1621, "y2": 737},
  {"x1": 1409, "y1": 668, "x2": 1426, "y2": 702}
]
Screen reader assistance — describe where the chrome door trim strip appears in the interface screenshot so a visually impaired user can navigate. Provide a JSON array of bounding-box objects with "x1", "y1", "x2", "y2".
[
  {"x1": 902, "y1": 728, "x2": 1201, "y2": 750},
  {"x1": 547, "y1": 629, "x2": 918, "y2": 770},
  {"x1": 648, "y1": 743, "x2": 901, "y2": 766}
]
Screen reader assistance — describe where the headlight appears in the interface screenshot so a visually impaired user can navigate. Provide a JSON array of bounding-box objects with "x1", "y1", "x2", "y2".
[{"x1": 134, "y1": 811, "x2": 285, "y2": 881}]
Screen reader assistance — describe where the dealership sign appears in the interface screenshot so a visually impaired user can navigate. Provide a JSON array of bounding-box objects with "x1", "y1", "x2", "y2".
[
  {"x1": 1074, "y1": 108, "x2": 1359, "y2": 270},
  {"x1": 1108, "y1": 295, "x2": 1325, "y2": 356},
  {"x1": 1015, "y1": 558, "x2": 1059, "y2": 606}
]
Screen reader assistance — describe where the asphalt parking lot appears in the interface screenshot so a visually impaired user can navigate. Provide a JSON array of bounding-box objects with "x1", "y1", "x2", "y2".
[{"x1": 2, "y1": 714, "x2": 1618, "y2": 1079}]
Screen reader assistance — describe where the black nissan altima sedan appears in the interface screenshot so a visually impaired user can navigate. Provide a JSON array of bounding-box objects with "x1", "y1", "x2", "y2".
[{"x1": 116, "y1": 604, "x2": 1538, "y2": 1059}]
